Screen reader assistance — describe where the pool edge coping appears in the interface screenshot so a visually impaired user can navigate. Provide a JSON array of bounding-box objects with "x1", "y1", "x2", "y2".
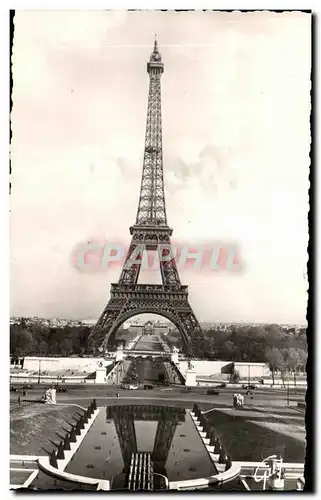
[
  {"x1": 168, "y1": 410, "x2": 241, "y2": 490},
  {"x1": 38, "y1": 407, "x2": 111, "y2": 490}
]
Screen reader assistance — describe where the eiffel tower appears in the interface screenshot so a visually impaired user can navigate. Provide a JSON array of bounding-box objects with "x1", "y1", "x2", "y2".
[{"x1": 88, "y1": 37, "x2": 205, "y2": 356}]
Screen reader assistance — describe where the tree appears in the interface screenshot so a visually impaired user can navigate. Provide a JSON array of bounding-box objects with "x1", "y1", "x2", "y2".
[
  {"x1": 59, "y1": 338, "x2": 73, "y2": 356},
  {"x1": 9, "y1": 317, "x2": 308, "y2": 364},
  {"x1": 37, "y1": 340, "x2": 48, "y2": 356},
  {"x1": 284, "y1": 347, "x2": 306, "y2": 387},
  {"x1": 221, "y1": 340, "x2": 236, "y2": 360},
  {"x1": 10, "y1": 327, "x2": 35, "y2": 357},
  {"x1": 264, "y1": 324, "x2": 285, "y2": 345},
  {"x1": 296, "y1": 348, "x2": 308, "y2": 372},
  {"x1": 265, "y1": 347, "x2": 285, "y2": 385}
]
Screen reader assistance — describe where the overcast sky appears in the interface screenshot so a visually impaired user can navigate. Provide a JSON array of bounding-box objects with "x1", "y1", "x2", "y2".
[{"x1": 11, "y1": 10, "x2": 310, "y2": 324}]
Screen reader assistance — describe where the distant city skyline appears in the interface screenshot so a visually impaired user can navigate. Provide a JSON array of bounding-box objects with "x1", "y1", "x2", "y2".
[
  {"x1": 10, "y1": 314, "x2": 307, "y2": 327},
  {"x1": 11, "y1": 11, "x2": 310, "y2": 324}
]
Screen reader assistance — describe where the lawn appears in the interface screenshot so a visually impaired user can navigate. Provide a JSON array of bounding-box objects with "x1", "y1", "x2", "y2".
[
  {"x1": 202, "y1": 406, "x2": 305, "y2": 463},
  {"x1": 10, "y1": 469, "x2": 32, "y2": 486},
  {"x1": 10, "y1": 403, "x2": 85, "y2": 456}
]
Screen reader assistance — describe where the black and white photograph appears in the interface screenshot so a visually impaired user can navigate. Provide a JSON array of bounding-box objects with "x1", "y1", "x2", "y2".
[{"x1": 9, "y1": 8, "x2": 311, "y2": 492}]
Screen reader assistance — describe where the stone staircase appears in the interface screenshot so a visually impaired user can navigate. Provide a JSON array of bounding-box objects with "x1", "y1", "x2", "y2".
[
  {"x1": 163, "y1": 361, "x2": 186, "y2": 385},
  {"x1": 170, "y1": 361, "x2": 186, "y2": 384}
]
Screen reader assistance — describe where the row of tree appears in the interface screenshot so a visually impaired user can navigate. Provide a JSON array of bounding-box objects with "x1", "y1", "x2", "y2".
[
  {"x1": 10, "y1": 319, "x2": 91, "y2": 358},
  {"x1": 264, "y1": 346, "x2": 307, "y2": 383},
  {"x1": 10, "y1": 319, "x2": 307, "y2": 376},
  {"x1": 162, "y1": 323, "x2": 307, "y2": 374},
  {"x1": 10, "y1": 320, "x2": 146, "y2": 358}
]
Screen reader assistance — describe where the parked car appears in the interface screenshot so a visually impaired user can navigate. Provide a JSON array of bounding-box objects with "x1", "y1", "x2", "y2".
[
  {"x1": 121, "y1": 384, "x2": 138, "y2": 390},
  {"x1": 55, "y1": 386, "x2": 68, "y2": 393},
  {"x1": 243, "y1": 384, "x2": 256, "y2": 390},
  {"x1": 10, "y1": 386, "x2": 18, "y2": 392},
  {"x1": 207, "y1": 389, "x2": 220, "y2": 395},
  {"x1": 217, "y1": 383, "x2": 226, "y2": 388},
  {"x1": 23, "y1": 384, "x2": 32, "y2": 390},
  {"x1": 144, "y1": 384, "x2": 153, "y2": 390}
]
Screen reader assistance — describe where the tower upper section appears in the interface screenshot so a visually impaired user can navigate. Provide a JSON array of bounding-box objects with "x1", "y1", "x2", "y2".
[
  {"x1": 147, "y1": 37, "x2": 164, "y2": 73},
  {"x1": 134, "y1": 37, "x2": 168, "y2": 229}
]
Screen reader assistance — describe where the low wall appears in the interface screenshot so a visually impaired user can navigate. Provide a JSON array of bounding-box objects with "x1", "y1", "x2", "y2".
[
  {"x1": 262, "y1": 378, "x2": 307, "y2": 387},
  {"x1": 10, "y1": 374, "x2": 96, "y2": 384},
  {"x1": 194, "y1": 378, "x2": 228, "y2": 387},
  {"x1": 177, "y1": 361, "x2": 270, "y2": 380},
  {"x1": 177, "y1": 361, "x2": 231, "y2": 379},
  {"x1": 22, "y1": 357, "x2": 113, "y2": 374},
  {"x1": 10, "y1": 360, "x2": 132, "y2": 386},
  {"x1": 234, "y1": 363, "x2": 270, "y2": 378}
]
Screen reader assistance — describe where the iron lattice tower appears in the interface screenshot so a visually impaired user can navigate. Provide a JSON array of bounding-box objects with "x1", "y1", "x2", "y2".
[{"x1": 88, "y1": 38, "x2": 205, "y2": 356}]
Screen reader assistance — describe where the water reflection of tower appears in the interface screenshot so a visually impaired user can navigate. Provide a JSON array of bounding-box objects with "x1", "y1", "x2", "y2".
[{"x1": 106, "y1": 405, "x2": 185, "y2": 478}]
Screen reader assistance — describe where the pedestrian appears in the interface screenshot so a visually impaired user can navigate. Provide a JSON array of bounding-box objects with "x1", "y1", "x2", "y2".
[
  {"x1": 117, "y1": 393, "x2": 119, "y2": 398},
  {"x1": 18, "y1": 396, "x2": 21, "y2": 405}
]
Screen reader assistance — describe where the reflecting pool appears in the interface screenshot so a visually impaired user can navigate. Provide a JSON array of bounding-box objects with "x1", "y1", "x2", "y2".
[{"x1": 65, "y1": 405, "x2": 216, "y2": 488}]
